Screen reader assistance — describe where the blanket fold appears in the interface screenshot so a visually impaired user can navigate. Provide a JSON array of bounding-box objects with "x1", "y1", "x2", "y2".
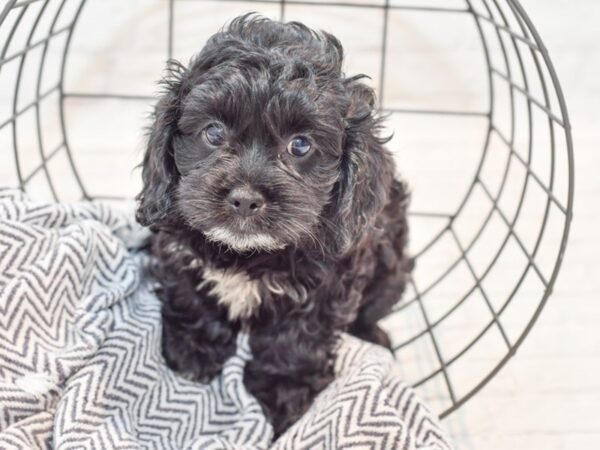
[{"x1": 0, "y1": 189, "x2": 452, "y2": 449}]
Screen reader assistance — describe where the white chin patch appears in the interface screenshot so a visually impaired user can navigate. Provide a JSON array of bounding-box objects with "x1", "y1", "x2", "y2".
[{"x1": 204, "y1": 226, "x2": 285, "y2": 252}]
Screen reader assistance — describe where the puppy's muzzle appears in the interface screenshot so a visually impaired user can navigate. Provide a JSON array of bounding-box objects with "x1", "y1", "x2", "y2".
[{"x1": 227, "y1": 186, "x2": 265, "y2": 218}]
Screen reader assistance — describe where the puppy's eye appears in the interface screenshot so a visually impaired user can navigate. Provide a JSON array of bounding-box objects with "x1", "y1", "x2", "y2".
[
  {"x1": 203, "y1": 123, "x2": 225, "y2": 146},
  {"x1": 286, "y1": 136, "x2": 311, "y2": 157}
]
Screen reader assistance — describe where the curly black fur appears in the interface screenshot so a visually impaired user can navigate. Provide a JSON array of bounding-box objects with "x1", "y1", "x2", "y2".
[{"x1": 137, "y1": 14, "x2": 412, "y2": 437}]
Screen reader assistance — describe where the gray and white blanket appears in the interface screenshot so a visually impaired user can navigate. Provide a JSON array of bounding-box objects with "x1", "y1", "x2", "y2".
[{"x1": 0, "y1": 189, "x2": 453, "y2": 449}]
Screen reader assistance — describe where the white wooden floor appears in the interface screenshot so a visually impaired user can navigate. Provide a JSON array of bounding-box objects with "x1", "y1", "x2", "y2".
[
  {"x1": 1, "y1": 0, "x2": 598, "y2": 448},
  {"x1": 445, "y1": 1, "x2": 600, "y2": 448}
]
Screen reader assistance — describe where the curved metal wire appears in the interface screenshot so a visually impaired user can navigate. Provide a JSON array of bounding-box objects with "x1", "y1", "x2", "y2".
[{"x1": 0, "y1": 0, "x2": 574, "y2": 420}]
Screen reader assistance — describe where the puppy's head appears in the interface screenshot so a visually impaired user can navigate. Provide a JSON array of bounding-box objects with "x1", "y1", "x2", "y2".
[{"x1": 137, "y1": 14, "x2": 393, "y2": 255}]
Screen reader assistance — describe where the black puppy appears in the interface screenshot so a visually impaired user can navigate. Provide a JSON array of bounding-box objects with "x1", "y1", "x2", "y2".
[{"x1": 137, "y1": 14, "x2": 412, "y2": 436}]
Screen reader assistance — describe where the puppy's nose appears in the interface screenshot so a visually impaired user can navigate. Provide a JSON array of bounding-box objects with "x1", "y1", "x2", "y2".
[{"x1": 227, "y1": 187, "x2": 265, "y2": 217}]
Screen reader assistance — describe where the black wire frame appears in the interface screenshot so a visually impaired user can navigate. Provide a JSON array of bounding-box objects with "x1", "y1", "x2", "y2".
[{"x1": 0, "y1": 0, "x2": 574, "y2": 419}]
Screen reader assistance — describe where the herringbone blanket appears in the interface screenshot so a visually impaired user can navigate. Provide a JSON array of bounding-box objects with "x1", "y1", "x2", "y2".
[{"x1": 0, "y1": 188, "x2": 453, "y2": 449}]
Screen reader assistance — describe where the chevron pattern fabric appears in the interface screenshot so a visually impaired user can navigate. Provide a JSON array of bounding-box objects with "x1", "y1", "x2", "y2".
[{"x1": 0, "y1": 189, "x2": 453, "y2": 449}]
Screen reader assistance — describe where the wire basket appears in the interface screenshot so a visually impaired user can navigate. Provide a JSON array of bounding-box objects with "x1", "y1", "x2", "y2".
[{"x1": 0, "y1": 0, "x2": 574, "y2": 418}]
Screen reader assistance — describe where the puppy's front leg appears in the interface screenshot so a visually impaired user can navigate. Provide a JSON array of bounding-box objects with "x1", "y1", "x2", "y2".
[
  {"x1": 244, "y1": 315, "x2": 336, "y2": 437},
  {"x1": 161, "y1": 285, "x2": 239, "y2": 383}
]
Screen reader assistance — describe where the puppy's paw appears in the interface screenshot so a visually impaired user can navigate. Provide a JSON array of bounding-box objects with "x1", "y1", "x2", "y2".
[
  {"x1": 163, "y1": 345, "x2": 226, "y2": 383},
  {"x1": 161, "y1": 322, "x2": 237, "y2": 383},
  {"x1": 352, "y1": 324, "x2": 392, "y2": 351}
]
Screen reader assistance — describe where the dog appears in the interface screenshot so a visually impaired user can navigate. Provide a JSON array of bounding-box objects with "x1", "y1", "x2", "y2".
[{"x1": 136, "y1": 14, "x2": 412, "y2": 436}]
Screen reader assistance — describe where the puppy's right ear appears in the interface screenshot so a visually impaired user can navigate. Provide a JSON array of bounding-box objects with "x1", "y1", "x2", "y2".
[{"x1": 136, "y1": 60, "x2": 187, "y2": 229}]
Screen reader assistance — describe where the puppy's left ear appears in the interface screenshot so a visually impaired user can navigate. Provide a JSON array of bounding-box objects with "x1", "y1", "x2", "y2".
[
  {"x1": 333, "y1": 76, "x2": 394, "y2": 254},
  {"x1": 136, "y1": 60, "x2": 187, "y2": 229}
]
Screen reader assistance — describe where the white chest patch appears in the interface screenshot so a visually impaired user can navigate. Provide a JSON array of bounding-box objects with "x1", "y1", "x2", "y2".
[{"x1": 197, "y1": 266, "x2": 262, "y2": 320}]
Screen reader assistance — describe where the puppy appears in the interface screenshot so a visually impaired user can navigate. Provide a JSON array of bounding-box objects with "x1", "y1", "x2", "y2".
[{"x1": 136, "y1": 14, "x2": 412, "y2": 436}]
